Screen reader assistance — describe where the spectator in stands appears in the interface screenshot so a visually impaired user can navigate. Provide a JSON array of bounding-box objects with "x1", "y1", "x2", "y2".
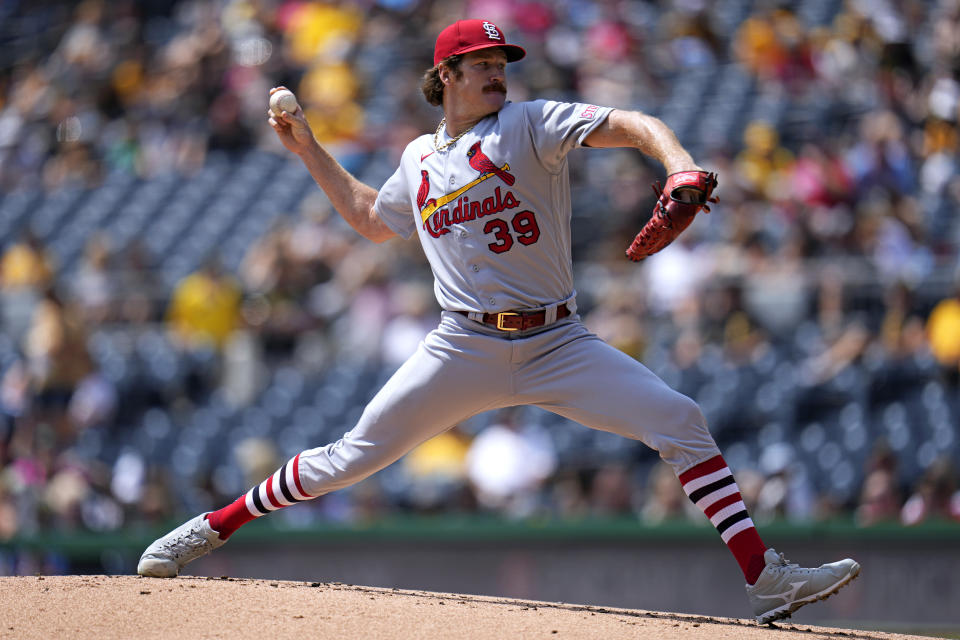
[
  {"x1": 669, "y1": 327, "x2": 708, "y2": 400},
  {"x1": 21, "y1": 286, "x2": 94, "y2": 447},
  {"x1": 800, "y1": 268, "x2": 870, "y2": 387},
  {"x1": 926, "y1": 274, "x2": 960, "y2": 387},
  {"x1": 166, "y1": 256, "x2": 242, "y2": 352},
  {"x1": 583, "y1": 280, "x2": 648, "y2": 362},
  {"x1": 66, "y1": 369, "x2": 117, "y2": 432},
  {"x1": 0, "y1": 232, "x2": 56, "y2": 344},
  {"x1": 0, "y1": 481, "x2": 17, "y2": 541},
  {"x1": 589, "y1": 463, "x2": 639, "y2": 516},
  {"x1": 847, "y1": 111, "x2": 915, "y2": 198},
  {"x1": 546, "y1": 469, "x2": 590, "y2": 519},
  {"x1": 640, "y1": 461, "x2": 698, "y2": 524},
  {"x1": 733, "y1": 122, "x2": 793, "y2": 200},
  {"x1": 0, "y1": 360, "x2": 30, "y2": 440},
  {"x1": 789, "y1": 143, "x2": 854, "y2": 208},
  {"x1": 401, "y1": 426, "x2": 474, "y2": 512},
  {"x1": 901, "y1": 456, "x2": 960, "y2": 525},
  {"x1": 734, "y1": 7, "x2": 804, "y2": 84},
  {"x1": 753, "y1": 444, "x2": 816, "y2": 523},
  {"x1": 855, "y1": 441, "x2": 903, "y2": 527},
  {"x1": 466, "y1": 409, "x2": 557, "y2": 518},
  {"x1": 240, "y1": 223, "x2": 287, "y2": 298},
  {"x1": 879, "y1": 281, "x2": 926, "y2": 359},
  {"x1": 240, "y1": 223, "x2": 322, "y2": 360},
  {"x1": 70, "y1": 234, "x2": 114, "y2": 326},
  {"x1": 0, "y1": 231, "x2": 55, "y2": 292},
  {"x1": 741, "y1": 231, "x2": 807, "y2": 338},
  {"x1": 331, "y1": 246, "x2": 395, "y2": 366},
  {"x1": 165, "y1": 256, "x2": 243, "y2": 402},
  {"x1": 114, "y1": 240, "x2": 160, "y2": 325}
]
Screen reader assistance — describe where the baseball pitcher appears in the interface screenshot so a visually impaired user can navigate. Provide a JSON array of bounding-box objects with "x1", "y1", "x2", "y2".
[{"x1": 138, "y1": 19, "x2": 859, "y2": 625}]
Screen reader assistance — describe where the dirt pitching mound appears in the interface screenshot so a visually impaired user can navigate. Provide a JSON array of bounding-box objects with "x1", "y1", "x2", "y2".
[{"x1": 0, "y1": 575, "x2": 936, "y2": 640}]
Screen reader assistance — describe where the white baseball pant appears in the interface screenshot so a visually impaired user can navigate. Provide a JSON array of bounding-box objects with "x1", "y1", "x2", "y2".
[{"x1": 294, "y1": 311, "x2": 722, "y2": 498}]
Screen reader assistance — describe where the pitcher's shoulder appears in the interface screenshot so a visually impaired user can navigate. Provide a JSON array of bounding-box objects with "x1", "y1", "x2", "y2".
[
  {"x1": 495, "y1": 100, "x2": 528, "y2": 122},
  {"x1": 496, "y1": 98, "x2": 569, "y2": 124}
]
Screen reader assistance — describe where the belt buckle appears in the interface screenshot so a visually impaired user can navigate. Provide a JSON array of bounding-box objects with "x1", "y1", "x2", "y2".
[{"x1": 496, "y1": 311, "x2": 520, "y2": 331}]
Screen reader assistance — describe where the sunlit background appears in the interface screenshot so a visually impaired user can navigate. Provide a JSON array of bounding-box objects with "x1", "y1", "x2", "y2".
[{"x1": 0, "y1": 0, "x2": 959, "y2": 630}]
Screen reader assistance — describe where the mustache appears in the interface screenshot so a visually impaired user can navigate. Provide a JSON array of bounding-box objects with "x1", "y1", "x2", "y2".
[{"x1": 484, "y1": 83, "x2": 507, "y2": 95}]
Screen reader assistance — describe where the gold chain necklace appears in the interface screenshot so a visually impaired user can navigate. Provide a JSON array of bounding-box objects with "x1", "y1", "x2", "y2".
[{"x1": 433, "y1": 117, "x2": 478, "y2": 153}]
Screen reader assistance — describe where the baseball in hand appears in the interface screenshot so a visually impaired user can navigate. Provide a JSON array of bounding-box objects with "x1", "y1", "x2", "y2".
[{"x1": 269, "y1": 89, "x2": 299, "y2": 116}]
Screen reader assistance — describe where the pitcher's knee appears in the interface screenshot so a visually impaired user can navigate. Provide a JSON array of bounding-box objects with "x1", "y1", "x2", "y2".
[
  {"x1": 668, "y1": 391, "x2": 707, "y2": 433},
  {"x1": 649, "y1": 392, "x2": 718, "y2": 470}
]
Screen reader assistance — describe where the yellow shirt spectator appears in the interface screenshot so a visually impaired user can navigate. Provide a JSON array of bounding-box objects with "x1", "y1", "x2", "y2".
[
  {"x1": 404, "y1": 429, "x2": 472, "y2": 480},
  {"x1": 166, "y1": 265, "x2": 242, "y2": 350},
  {"x1": 927, "y1": 293, "x2": 960, "y2": 369},
  {"x1": 0, "y1": 236, "x2": 55, "y2": 291},
  {"x1": 285, "y1": 3, "x2": 362, "y2": 65}
]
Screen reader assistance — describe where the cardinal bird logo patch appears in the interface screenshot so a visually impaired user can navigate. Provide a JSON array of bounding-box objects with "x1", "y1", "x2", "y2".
[
  {"x1": 418, "y1": 142, "x2": 522, "y2": 239},
  {"x1": 466, "y1": 142, "x2": 515, "y2": 185},
  {"x1": 416, "y1": 169, "x2": 432, "y2": 211}
]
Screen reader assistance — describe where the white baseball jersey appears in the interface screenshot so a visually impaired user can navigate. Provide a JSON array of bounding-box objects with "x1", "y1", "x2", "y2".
[
  {"x1": 375, "y1": 99, "x2": 612, "y2": 312},
  {"x1": 274, "y1": 99, "x2": 721, "y2": 511}
]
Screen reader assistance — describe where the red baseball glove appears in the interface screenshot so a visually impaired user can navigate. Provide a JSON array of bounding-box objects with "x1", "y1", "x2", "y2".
[{"x1": 625, "y1": 170, "x2": 718, "y2": 261}]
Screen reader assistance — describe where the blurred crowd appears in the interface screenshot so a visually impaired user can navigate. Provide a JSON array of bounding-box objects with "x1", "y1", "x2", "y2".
[{"x1": 2, "y1": 0, "x2": 960, "y2": 573}]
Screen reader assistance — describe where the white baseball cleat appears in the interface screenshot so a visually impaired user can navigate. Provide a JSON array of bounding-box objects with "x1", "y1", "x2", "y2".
[
  {"x1": 746, "y1": 548, "x2": 860, "y2": 625},
  {"x1": 137, "y1": 513, "x2": 225, "y2": 578}
]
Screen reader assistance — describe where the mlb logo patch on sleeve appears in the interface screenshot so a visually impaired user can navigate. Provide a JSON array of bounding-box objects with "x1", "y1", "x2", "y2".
[{"x1": 581, "y1": 105, "x2": 599, "y2": 119}]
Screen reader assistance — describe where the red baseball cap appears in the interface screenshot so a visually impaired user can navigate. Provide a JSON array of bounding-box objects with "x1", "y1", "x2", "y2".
[{"x1": 433, "y1": 19, "x2": 526, "y2": 66}]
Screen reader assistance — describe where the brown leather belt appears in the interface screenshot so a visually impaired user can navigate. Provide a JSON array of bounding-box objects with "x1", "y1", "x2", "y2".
[{"x1": 456, "y1": 303, "x2": 572, "y2": 332}]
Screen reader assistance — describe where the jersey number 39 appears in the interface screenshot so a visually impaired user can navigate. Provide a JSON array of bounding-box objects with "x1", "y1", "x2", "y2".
[{"x1": 483, "y1": 210, "x2": 540, "y2": 254}]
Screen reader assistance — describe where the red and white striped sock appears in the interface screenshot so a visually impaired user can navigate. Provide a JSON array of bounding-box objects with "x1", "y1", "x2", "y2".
[
  {"x1": 678, "y1": 455, "x2": 767, "y2": 584},
  {"x1": 205, "y1": 452, "x2": 313, "y2": 540}
]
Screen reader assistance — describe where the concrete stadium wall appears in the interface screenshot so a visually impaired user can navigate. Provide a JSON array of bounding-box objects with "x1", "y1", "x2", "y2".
[{"x1": 192, "y1": 536, "x2": 959, "y2": 629}]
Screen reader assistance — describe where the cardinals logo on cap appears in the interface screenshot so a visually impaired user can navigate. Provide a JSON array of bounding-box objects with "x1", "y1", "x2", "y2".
[
  {"x1": 481, "y1": 21, "x2": 502, "y2": 40},
  {"x1": 433, "y1": 19, "x2": 526, "y2": 66}
]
